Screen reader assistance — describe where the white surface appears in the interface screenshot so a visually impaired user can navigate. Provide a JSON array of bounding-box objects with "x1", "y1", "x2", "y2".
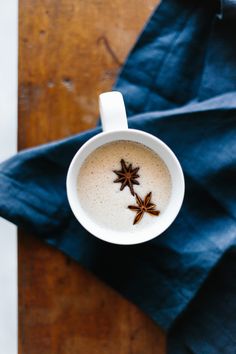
[{"x1": 0, "y1": 1, "x2": 18, "y2": 354}]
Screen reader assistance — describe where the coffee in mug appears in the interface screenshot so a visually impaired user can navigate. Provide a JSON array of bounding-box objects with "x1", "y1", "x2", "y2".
[
  {"x1": 67, "y1": 91, "x2": 184, "y2": 244},
  {"x1": 77, "y1": 140, "x2": 172, "y2": 232}
]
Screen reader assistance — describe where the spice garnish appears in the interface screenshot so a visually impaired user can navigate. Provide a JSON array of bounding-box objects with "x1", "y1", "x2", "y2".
[
  {"x1": 113, "y1": 159, "x2": 140, "y2": 196},
  {"x1": 128, "y1": 192, "x2": 160, "y2": 225}
]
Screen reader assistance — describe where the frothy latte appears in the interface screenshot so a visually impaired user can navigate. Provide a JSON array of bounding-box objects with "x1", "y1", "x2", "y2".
[{"x1": 77, "y1": 140, "x2": 172, "y2": 233}]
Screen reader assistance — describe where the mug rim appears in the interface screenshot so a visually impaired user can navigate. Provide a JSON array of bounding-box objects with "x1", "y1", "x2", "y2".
[{"x1": 66, "y1": 129, "x2": 185, "y2": 245}]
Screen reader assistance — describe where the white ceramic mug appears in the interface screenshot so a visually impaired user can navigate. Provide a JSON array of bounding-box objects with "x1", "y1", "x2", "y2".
[{"x1": 67, "y1": 91, "x2": 185, "y2": 245}]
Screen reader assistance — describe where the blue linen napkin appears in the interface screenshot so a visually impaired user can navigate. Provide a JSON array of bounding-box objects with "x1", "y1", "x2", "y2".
[{"x1": 1, "y1": 0, "x2": 236, "y2": 352}]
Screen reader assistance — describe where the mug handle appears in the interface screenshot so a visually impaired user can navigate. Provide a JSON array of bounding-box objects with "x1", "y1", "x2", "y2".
[{"x1": 99, "y1": 91, "x2": 128, "y2": 132}]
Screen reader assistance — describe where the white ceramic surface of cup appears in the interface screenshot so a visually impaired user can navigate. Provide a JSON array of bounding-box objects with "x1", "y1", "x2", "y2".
[{"x1": 67, "y1": 91, "x2": 185, "y2": 245}]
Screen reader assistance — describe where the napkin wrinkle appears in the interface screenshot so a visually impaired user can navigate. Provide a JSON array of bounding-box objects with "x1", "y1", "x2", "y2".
[
  {"x1": 0, "y1": 172, "x2": 70, "y2": 234},
  {"x1": 124, "y1": 92, "x2": 236, "y2": 126},
  {"x1": 116, "y1": 0, "x2": 217, "y2": 115},
  {"x1": 185, "y1": 171, "x2": 236, "y2": 223},
  {"x1": 144, "y1": 6, "x2": 197, "y2": 108},
  {"x1": 169, "y1": 248, "x2": 236, "y2": 354}
]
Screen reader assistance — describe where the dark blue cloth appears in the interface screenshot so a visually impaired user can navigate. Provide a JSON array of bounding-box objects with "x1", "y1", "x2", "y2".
[{"x1": 1, "y1": 0, "x2": 236, "y2": 352}]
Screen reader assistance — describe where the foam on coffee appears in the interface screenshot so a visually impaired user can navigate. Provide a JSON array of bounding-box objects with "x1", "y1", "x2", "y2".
[{"x1": 77, "y1": 140, "x2": 172, "y2": 232}]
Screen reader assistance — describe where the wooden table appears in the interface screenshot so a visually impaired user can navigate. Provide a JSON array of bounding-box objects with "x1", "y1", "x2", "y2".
[{"x1": 18, "y1": 1, "x2": 165, "y2": 352}]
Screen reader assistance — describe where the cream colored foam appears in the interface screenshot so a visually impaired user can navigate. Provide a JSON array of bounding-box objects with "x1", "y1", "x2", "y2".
[{"x1": 77, "y1": 140, "x2": 172, "y2": 232}]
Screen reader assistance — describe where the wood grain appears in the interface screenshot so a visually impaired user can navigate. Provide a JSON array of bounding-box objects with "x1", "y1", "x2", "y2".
[{"x1": 18, "y1": 0, "x2": 165, "y2": 353}]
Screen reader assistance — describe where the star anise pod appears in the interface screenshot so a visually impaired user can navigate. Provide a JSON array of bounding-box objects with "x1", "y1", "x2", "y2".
[
  {"x1": 128, "y1": 192, "x2": 160, "y2": 225},
  {"x1": 113, "y1": 159, "x2": 140, "y2": 196}
]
